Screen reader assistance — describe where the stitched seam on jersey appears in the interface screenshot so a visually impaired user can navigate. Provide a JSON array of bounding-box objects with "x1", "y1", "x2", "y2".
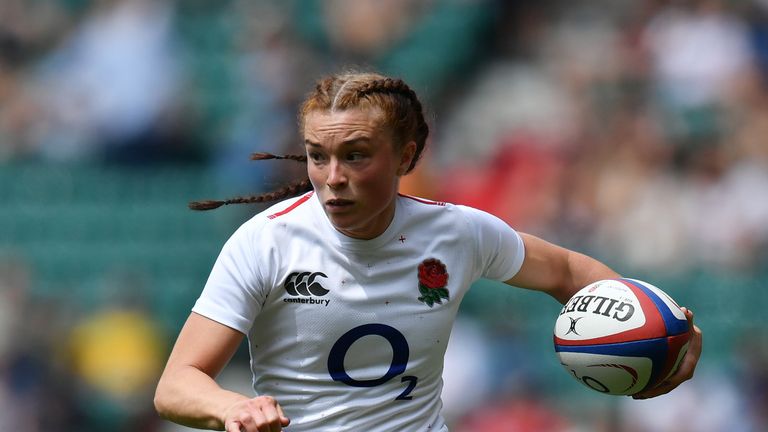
[
  {"x1": 398, "y1": 193, "x2": 446, "y2": 206},
  {"x1": 267, "y1": 191, "x2": 314, "y2": 219},
  {"x1": 456, "y1": 206, "x2": 483, "y2": 282},
  {"x1": 246, "y1": 220, "x2": 267, "y2": 306}
]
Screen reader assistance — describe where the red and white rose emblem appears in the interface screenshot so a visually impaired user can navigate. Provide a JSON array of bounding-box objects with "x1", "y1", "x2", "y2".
[{"x1": 417, "y1": 258, "x2": 449, "y2": 307}]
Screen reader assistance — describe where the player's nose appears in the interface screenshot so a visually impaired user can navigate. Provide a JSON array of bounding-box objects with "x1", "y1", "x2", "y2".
[{"x1": 326, "y1": 159, "x2": 347, "y2": 189}]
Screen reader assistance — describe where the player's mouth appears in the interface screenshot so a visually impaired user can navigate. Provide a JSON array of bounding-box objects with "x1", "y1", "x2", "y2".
[{"x1": 325, "y1": 198, "x2": 354, "y2": 212}]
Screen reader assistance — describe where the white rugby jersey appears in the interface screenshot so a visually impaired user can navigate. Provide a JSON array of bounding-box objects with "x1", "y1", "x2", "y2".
[{"x1": 193, "y1": 192, "x2": 525, "y2": 431}]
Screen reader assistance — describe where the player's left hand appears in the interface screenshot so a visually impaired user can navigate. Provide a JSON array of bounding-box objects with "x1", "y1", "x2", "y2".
[{"x1": 631, "y1": 307, "x2": 702, "y2": 399}]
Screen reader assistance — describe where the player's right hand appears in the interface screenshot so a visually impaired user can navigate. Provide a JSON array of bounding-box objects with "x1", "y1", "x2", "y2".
[{"x1": 223, "y1": 395, "x2": 290, "y2": 432}]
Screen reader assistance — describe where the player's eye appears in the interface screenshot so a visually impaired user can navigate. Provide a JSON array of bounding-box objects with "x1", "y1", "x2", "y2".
[
  {"x1": 308, "y1": 152, "x2": 326, "y2": 163},
  {"x1": 346, "y1": 152, "x2": 366, "y2": 162}
]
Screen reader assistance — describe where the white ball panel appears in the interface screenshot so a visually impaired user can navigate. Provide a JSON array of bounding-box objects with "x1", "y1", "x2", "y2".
[
  {"x1": 555, "y1": 280, "x2": 647, "y2": 341},
  {"x1": 557, "y1": 351, "x2": 653, "y2": 395}
]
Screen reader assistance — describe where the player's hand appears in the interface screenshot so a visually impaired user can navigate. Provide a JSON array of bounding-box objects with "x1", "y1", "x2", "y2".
[
  {"x1": 223, "y1": 395, "x2": 290, "y2": 432},
  {"x1": 632, "y1": 307, "x2": 702, "y2": 399}
]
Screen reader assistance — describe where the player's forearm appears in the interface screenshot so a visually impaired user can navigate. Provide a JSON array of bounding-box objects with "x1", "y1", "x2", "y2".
[
  {"x1": 560, "y1": 250, "x2": 621, "y2": 304},
  {"x1": 507, "y1": 233, "x2": 620, "y2": 304},
  {"x1": 154, "y1": 364, "x2": 248, "y2": 430}
]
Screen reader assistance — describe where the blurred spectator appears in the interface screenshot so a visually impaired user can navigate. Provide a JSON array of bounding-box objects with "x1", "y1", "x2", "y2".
[
  {"x1": 0, "y1": 65, "x2": 40, "y2": 161},
  {"x1": 65, "y1": 276, "x2": 166, "y2": 431},
  {"x1": 677, "y1": 142, "x2": 768, "y2": 271},
  {"x1": 293, "y1": 0, "x2": 496, "y2": 104},
  {"x1": 454, "y1": 391, "x2": 575, "y2": 432},
  {"x1": 0, "y1": 256, "x2": 33, "y2": 431},
  {"x1": 441, "y1": 318, "x2": 493, "y2": 425},
  {"x1": 642, "y1": 0, "x2": 753, "y2": 144},
  {"x1": 33, "y1": 0, "x2": 188, "y2": 163},
  {"x1": 439, "y1": 133, "x2": 567, "y2": 236},
  {"x1": 735, "y1": 331, "x2": 768, "y2": 431},
  {"x1": 0, "y1": 256, "x2": 27, "y2": 367},
  {"x1": 748, "y1": 0, "x2": 768, "y2": 85},
  {"x1": 617, "y1": 369, "x2": 748, "y2": 432},
  {"x1": 589, "y1": 109, "x2": 689, "y2": 273},
  {"x1": 0, "y1": 0, "x2": 77, "y2": 66},
  {"x1": 321, "y1": 0, "x2": 422, "y2": 58},
  {"x1": 436, "y1": 62, "x2": 575, "y2": 168},
  {"x1": 208, "y1": 1, "x2": 318, "y2": 195},
  {"x1": 0, "y1": 255, "x2": 77, "y2": 430},
  {"x1": 0, "y1": 0, "x2": 77, "y2": 162}
]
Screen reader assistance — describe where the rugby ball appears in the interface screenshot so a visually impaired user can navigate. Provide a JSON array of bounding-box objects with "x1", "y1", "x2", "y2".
[{"x1": 553, "y1": 278, "x2": 690, "y2": 395}]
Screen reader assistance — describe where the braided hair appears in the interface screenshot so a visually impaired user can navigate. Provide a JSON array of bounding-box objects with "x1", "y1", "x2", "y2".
[{"x1": 189, "y1": 71, "x2": 429, "y2": 210}]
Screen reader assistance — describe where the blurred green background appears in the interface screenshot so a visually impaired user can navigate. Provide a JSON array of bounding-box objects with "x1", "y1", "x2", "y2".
[{"x1": 1, "y1": 0, "x2": 767, "y2": 431}]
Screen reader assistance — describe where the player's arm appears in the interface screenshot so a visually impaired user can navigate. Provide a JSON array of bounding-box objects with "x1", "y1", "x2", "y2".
[
  {"x1": 504, "y1": 232, "x2": 621, "y2": 304},
  {"x1": 154, "y1": 312, "x2": 289, "y2": 431}
]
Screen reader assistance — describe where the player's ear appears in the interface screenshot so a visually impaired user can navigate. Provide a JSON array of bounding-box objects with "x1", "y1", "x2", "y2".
[{"x1": 397, "y1": 141, "x2": 417, "y2": 176}]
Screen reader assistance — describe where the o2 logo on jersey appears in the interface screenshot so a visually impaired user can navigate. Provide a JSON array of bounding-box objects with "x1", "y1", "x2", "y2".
[
  {"x1": 282, "y1": 271, "x2": 331, "y2": 307},
  {"x1": 327, "y1": 324, "x2": 417, "y2": 401}
]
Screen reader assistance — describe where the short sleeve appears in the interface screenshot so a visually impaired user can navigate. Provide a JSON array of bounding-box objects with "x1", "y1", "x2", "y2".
[
  {"x1": 458, "y1": 205, "x2": 525, "y2": 282},
  {"x1": 191, "y1": 220, "x2": 267, "y2": 335}
]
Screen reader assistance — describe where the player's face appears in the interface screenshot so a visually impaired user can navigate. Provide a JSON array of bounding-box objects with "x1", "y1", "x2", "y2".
[{"x1": 304, "y1": 108, "x2": 415, "y2": 239}]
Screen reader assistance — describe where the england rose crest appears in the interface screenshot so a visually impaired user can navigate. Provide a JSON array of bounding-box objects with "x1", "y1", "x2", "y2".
[{"x1": 417, "y1": 258, "x2": 449, "y2": 307}]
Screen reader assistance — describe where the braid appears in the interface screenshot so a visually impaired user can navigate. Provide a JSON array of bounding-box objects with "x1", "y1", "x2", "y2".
[
  {"x1": 190, "y1": 153, "x2": 311, "y2": 211},
  {"x1": 357, "y1": 78, "x2": 412, "y2": 98},
  {"x1": 189, "y1": 178, "x2": 313, "y2": 211},
  {"x1": 355, "y1": 78, "x2": 429, "y2": 172},
  {"x1": 250, "y1": 152, "x2": 307, "y2": 162}
]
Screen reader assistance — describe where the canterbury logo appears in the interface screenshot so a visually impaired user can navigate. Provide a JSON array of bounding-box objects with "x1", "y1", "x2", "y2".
[{"x1": 284, "y1": 272, "x2": 329, "y2": 297}]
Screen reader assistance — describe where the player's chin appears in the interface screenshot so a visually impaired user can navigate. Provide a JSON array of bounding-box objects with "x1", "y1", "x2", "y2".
[
  {"x1": 330, "y1": 215, "x2": 383, "y2": 240},
  {"x1": 327, "y1": 212, "x2": 360, "y2": 231}
]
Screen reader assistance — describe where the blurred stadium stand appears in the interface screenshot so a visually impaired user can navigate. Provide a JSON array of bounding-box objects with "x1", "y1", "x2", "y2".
[
  {"x1": 0, "y1": 163, "x2": 234, "y2": 332},
  {"x1": 2, "y1": 0, "x2": 768, "y2": 431}
]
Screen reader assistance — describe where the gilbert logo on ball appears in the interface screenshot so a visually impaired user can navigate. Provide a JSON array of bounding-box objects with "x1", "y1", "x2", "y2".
[{"x1": 553, "y1": 278, "x2": 690, "y2": 395}]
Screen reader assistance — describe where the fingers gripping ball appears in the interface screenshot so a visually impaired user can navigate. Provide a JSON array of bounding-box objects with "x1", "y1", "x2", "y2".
[{"x1": 553, "y1": 278, "x2": 691, "y2": 396}]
